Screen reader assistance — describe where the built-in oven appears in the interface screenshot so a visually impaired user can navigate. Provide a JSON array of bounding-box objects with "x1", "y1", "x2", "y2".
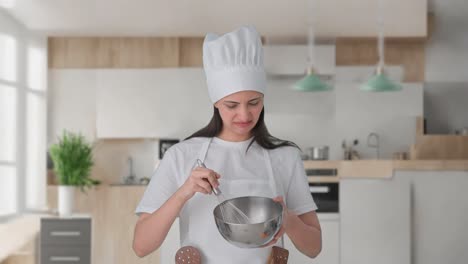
[
  {"x1": 309, "y1": 182, "x2": 339, "y2": 213},
  {"x1": 305, "y1": 168, "x2": 339, "y2": 213}
]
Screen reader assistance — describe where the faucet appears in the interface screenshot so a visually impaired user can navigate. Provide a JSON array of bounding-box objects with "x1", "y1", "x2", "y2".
[
  {"x1": 367, "y1": 132, "x2": 380, "y2": 159},
  {"x1": 125, "y1": 156, "x2": 136, "y2": 184}
]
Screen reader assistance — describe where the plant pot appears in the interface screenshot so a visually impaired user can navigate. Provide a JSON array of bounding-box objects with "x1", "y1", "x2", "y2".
[{"x1": 58, "y1": 185, "x2": 75, "y2": 217}]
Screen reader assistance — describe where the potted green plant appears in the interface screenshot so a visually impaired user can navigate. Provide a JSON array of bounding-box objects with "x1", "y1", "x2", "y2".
[{"x1": 49, "y1": 130, "x2": 100, "y2": 217}]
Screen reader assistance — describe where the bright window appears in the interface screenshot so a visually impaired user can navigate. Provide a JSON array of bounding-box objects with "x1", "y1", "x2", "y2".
[
  {"x1": 0, "y1": 18, "x2": 47, "y2": 218},
  {"x1": 0, "y1": 0, "x2": 15, "y2": 9},
  {"x1": 0, "y1": 166, "x2": 17, "y2": 216},
  {"x1": 0, "y1": 32, "x2": 18, "y2": 218},
  {"x1": 27, "y1": 45, "x2": 46, "y2": 91},
  {"x1": 25, "y1": 92, "x2": 47, "y2": 209},
  {"x1": 0, "y1": 33, "x2": 16, "y2": 82},
  {"x1": 0, "y1": 84, "x2": 16, "y2": 162}
]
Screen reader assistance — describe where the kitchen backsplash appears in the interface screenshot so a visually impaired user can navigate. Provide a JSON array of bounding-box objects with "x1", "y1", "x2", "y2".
[
  {"x1": 86, "y1": 139, "x2": 159, "y2": 184},
  {"x1": 265, "y1": 69, "x2": 423, "y2": 160}
]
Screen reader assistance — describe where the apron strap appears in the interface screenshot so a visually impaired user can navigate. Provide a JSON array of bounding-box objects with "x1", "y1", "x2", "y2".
[
  {"x1": 263, "y1": 148, "x2": 284, "y2": 198},
  {"x1": 196, "y1": 137, "x2": 213, "y2": 167}
]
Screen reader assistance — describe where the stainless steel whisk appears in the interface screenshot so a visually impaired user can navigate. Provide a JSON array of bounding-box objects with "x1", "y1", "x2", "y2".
[{"x1": 196, "y1": 159, "x2": 251, "y2": 224}]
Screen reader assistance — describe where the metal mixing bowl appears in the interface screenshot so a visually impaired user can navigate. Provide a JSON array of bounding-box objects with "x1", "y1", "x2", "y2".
[{"x1": 213, "y1": 196, "x2": 283, "y2": 248}]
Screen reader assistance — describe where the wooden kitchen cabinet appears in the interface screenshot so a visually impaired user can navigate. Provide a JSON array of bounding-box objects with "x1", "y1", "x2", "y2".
[
  {"x1": 95, "y1": 68, "x2": 212, "y2": 139},
  {"x1": 340, "y1": 177, "x2": 411, "y2": 264},
  {"x1": 48, "y1": 37, "x2": 180, "y2": 69},
  {"x1": 105, "y1": 186, "x2": 161, "y2": 264}
]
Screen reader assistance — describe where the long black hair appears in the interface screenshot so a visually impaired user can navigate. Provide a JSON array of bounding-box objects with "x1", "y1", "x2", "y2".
[{"x1": 185, "y1": 106, "x2": 299, "y2": 153}]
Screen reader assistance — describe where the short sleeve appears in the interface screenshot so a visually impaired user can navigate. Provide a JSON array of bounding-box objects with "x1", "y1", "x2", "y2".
[
  {"x1": 135, "y1": 147, "x2": 179, "y2": 216},
  {"x1": 285, "y1": 149, "x2": 318, "y2": 215}
]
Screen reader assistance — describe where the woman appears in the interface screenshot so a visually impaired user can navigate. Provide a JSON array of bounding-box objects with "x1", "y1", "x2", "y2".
[{"x1": 133, "y1": 26, "x2": 322, "y2": 263}]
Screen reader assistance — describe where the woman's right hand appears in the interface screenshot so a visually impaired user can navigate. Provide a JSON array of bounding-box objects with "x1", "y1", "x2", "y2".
[{"x1": 177, "y1": 166, "x2": 221, "y2": 201}]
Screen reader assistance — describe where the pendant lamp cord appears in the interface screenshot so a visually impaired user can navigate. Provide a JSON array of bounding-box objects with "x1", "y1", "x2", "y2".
[
  {"x1": 377, "y1": 0, "x2": 385, "y2": 69},
  {"x1": 307, "y1": 0, "x2": 316, "y2": 69}
]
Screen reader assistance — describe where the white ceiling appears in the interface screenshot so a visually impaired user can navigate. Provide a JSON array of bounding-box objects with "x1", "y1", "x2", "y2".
[{"x1": 2, "y1": 0, "x2": 427, "y2": 37}]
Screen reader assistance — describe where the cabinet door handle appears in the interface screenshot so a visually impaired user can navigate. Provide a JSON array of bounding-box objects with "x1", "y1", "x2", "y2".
[
  {"x1": 309, "y1": 186, "x2": 330, "y2": 193},
  {"x1": 50, "y1": 256, "x2": 80, "y2": 262},
  {"x1": 50, "y1": 231, "x2": 81, "y2": 237}
]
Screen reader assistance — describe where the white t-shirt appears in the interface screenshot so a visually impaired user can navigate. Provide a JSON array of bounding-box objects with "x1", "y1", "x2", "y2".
[{"x1": 135, "y1": 136, "x2": 317, "y2": 263}]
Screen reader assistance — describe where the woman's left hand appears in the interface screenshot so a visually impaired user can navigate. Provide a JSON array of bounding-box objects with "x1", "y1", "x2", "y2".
[{"x1": 261, "y1": 196, "x2": 291, "y2": 247}]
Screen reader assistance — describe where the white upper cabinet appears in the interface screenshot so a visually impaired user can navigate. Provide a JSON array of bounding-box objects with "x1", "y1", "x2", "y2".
[{"x1": 96, "y1": 69, "x2": 212, "y2": 139}]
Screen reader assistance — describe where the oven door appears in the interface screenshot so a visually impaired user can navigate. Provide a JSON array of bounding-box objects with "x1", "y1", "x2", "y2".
[{"x1": 309, "y1": 182, "x2": 339, "y2": 213}]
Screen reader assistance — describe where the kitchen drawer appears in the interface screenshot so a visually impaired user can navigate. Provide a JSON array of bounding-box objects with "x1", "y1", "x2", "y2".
[
  {"x1": 41, "y1": 219, "x2": 91, "y2": 246},
  {"x1": 41, "y1": 245, "x2": 90, "y2": 264}
]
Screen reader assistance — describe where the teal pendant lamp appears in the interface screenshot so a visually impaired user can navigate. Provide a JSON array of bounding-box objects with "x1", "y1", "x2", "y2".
[
  {"x1": 360, "y1": 0, "x2": 402, "y2": 92},
  {"x1": 361, "y1": 65, "x2": 402, "y2": 92},
  {"x1": 294, "y1": 67, "x2": 332, "y2": 92},
  {"x1": 293, "y1": 0, "x2": 332, "y2": 92}
]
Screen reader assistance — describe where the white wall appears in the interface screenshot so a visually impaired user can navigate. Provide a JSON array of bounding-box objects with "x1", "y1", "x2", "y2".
[
  {"x1": 426, "y1": 0, "x2": 468, "y2": 81},
  {"x1": 424, "y1": 82, "x2": 468, "y2": 134},
  {"x1": 423, "y1": 0, "x2": 468, "y2": 134},
  {"x1": 332, "y1": 83, "x2": 422, "y2": 160}
]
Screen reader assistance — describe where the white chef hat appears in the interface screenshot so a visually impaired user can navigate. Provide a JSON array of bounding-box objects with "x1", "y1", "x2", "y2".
[{"x1": 203, "y1": 25, "x2": 266, "y2": 104}]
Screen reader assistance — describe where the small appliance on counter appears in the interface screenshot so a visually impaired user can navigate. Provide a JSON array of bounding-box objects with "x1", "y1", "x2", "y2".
[
  {"x1": 305, "y1": 146, "x2": 329, "y2": 160},
  {"x1": 342, "y1": 139, "x2": 360, "y2": 160},
  {"x1": 139, "y1": 177, "x2": 150, "y2": 185},
  {"x1": 392, "y1": 151, "x2": 409, "y2": 160},
  {"x1": 454, "y1": 127, "x2": 468, "y2": 135}
]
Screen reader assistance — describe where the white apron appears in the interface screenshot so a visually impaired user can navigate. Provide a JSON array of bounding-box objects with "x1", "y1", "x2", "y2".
[{"x1": 179, "y1": 137, "x2": 285, "y2": 264}]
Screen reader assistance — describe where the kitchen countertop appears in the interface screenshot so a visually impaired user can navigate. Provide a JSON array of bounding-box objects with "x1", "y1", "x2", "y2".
[
  {"x1": 59, "y1": 160, "x2": 468, "y2": 187},
  {"x1": 0, "y1": 214, "x2": 47, "y2": 262},
  {"x1": 305, "y1": 160, "x2": 468, "y2": 180}
]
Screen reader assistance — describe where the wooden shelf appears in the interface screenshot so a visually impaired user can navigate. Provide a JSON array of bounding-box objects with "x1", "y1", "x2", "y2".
[{"x1": 412, "y1": 117, "x2": 468, "y2": 159}]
